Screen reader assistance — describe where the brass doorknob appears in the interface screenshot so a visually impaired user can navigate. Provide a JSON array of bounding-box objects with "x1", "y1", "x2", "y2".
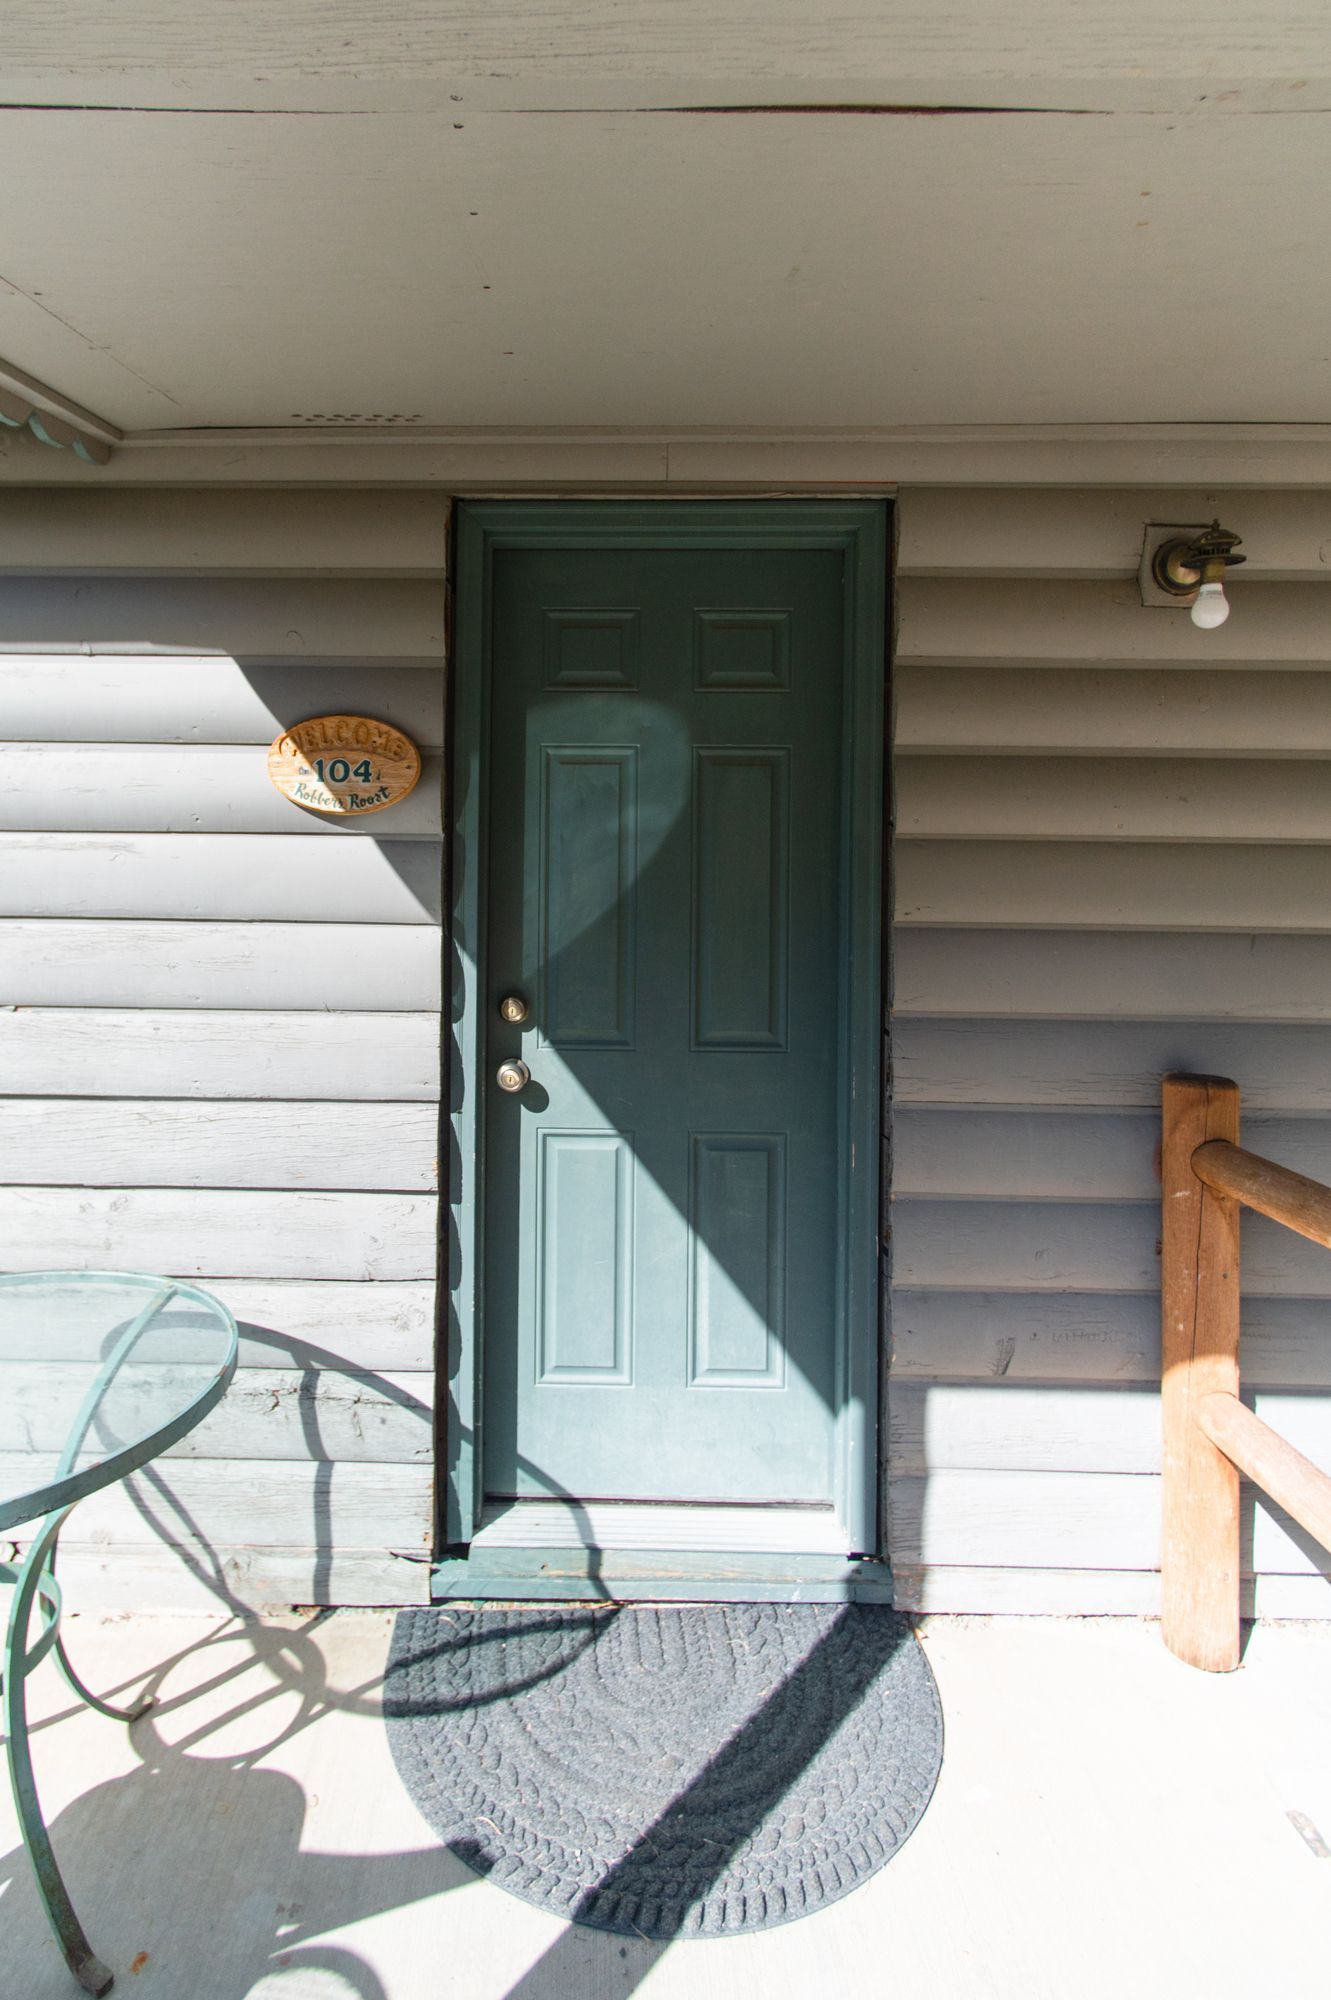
[
  {"x1": 498, "y1": 993, "x2": 530, "y2": 1024},
  {"x1": 496, "y1": 1059, "x2": 530, "y2": 1094}
]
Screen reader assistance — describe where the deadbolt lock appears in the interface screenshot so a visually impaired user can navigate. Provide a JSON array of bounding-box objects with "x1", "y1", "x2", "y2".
[{"x1": 498, "y1": 993, "x2": 530, "y2": 1024}]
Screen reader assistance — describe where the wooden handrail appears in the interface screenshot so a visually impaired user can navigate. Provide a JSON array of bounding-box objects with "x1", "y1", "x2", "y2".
[
  {"x1": 1162, "y1": 1074, "x2": 1331, "y2": 1673},
  {"x1": 1197, "y1": 1392, "x2": 1331, "y2": 1558},
  {"x1": 1191, "y1": 1139, "x2": 1331, "y2": 1251}
]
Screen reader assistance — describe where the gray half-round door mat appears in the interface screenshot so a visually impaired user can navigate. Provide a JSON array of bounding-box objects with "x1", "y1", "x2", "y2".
[{"x1": 384, "y1": 1602, "x2": 943, "y2": 1939}]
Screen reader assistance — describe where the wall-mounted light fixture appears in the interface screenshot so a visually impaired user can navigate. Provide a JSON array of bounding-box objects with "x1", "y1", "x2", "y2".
[{"x1": 1144, "y1": 519, "x2": 1246, "y2": 629}]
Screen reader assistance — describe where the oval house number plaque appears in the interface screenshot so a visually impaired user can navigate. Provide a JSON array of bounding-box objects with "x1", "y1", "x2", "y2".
[{"x1": 267, "y1": 715, "x2": 421, "y2": 817}]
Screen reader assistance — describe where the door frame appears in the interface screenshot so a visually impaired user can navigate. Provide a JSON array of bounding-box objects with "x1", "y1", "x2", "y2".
[{"x1": 443, "y1": 498, "x2": 889, "y2": 1596}]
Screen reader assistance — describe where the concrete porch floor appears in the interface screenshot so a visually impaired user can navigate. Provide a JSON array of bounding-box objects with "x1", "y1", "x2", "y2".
[{"x1": 2, "y1": 1610, "x2": 1328, "y2": 2000}]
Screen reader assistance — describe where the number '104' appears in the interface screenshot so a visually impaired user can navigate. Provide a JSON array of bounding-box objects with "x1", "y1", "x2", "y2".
[{"x1": 312, "y1": 757, "x2": 375, "y2": 784}]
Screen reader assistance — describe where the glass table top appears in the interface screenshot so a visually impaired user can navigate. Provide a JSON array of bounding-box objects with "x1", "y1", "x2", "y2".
[{"x1": 0, "y1": 1271, "x2": 238, "y2": 1532}]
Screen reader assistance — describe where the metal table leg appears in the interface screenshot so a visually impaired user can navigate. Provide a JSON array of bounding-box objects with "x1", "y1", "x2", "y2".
[{"x1": 3, "y1": 1512, "x2": 116, "y2": 1997}]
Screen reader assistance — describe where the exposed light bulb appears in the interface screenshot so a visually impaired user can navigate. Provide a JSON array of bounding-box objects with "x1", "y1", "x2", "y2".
[{"x1": 1190, "y1": 580, "x2": 1230, "y2": 630}]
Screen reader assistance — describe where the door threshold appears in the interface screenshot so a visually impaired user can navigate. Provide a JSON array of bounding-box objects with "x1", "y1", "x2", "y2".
[
  {"x1": 471, "y1": 1498, "x2": 852, "y2": 1556},
  {"x1": 431, "y1": 1547, "x2": 894, "y2": 1604}
]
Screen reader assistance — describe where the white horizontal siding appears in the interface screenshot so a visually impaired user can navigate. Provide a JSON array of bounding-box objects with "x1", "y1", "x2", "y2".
[
  {"x1": 0, "y1": 656, "x2": 445, "y2": 744},
  {"x1": 4, "y1": 921, "x2": 443, "y2": 1008},
  {"x1": 897, "y1": 928, "x2": 1331, "y2": 1019},
  {"x1": 0, "y1": 743, "x2": 444, "y2": 836},
  {"x1": 45, "y1": 1544, "x2": 430, "y2": 1612},
  {"x1": 185, "y1": 1280, "x2": 438, "y2": 1373},
  {"x1": 0, "y1": 1363, "x2": 431, "y2": 1462},
  {"x1": 0, "y1": 832, "x2": 441, "y2": 921},
  {"x1": 0, "y1": 489, "x2": 448, "y2": 576},
  {"x1": 898, "y1": 840, "x2": 1331, "y2": 932},
  {"x1": 895, "y1": 1199, "x2": 1331, "y2": 1296},
  {"x1": 892, "y1": 1569, "x2": 1330, "y2": 1619},
  {"x1": 890, "y1": 1470, "x2": 1322, "y2": 1577},
  {"x1": 897, "y1": 576, "x2": 1331, "y2": 665},
  {"x1": 898, "y1": 755, "x2": 1331, "y2": 843},
  {"x1": 889, "y1": 1383, "x2": 1331, "y2": 1477},
  {"x1": 892, "y1": 484, "x2": 1331, "y2": 1618},
  {"x1": 890, "y1": 1291, "x2": 1331, "y2": 1391},
  {"x1": 896, "y1": 1018, "x2": 1331, "y2": 1108},
  {"x1": 0, "y1": 577, "x2": 445, "y2": 655},
  {"x1": 0, "y1": 514, "x2": 447, "y2": 1611},
  {"x1": 13, "y1": 1277, "x2": 438, "y2": 1372},
  {"x1": 896, "y1": 667, "x2": 1331, "y2": 757},
  {"x1": 896, "y1": 488, "x2": 1331, "y2": 582},
  {"x1": 0, "y1": 1099, "x2": 439, "y2": 1189},
  {"x1": 4, "y1": 1459, "x2": 433, "y2": 1553},
  {"x1": 0, "y1": 1188, "x2": 437, "y2": 1279},
  {"x1": 895, "y1": 1107, "x2": 1331, "y2": 1201},
  {"x1": 0, "y1": 1009, "x2": 440, "y2": 1098}
]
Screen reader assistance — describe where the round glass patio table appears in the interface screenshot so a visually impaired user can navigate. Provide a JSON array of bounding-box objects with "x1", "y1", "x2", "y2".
[{"x1": 0, "y1": 1271, "x2": 238, "y2": 1996}]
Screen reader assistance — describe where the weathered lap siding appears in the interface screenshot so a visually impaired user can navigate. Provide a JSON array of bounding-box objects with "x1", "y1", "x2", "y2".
[
  {"x1": 891, "y1": 486, "x2": 1331, "y2": 1618},
  {"x1": 6, "y1": 479, "x2": 1330, "y2": 1619},
  {"x1": 0, "y1": 489, "x2": 446, "y2": 1609}
]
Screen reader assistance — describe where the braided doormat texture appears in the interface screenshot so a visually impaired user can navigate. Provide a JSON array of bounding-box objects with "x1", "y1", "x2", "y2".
[{"x1": 384, "y1": 1602, "x2": 942, "y2": 1938}]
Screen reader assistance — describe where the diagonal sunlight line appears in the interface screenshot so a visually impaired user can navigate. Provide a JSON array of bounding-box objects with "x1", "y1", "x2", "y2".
[{"x1": 497, "y1": 1606, "x2": 904, "y2": 1998}]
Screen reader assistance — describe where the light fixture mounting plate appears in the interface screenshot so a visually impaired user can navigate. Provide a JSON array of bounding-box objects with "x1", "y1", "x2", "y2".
[{"x1": 1138, "y1": 521, "x2": 1218, "y2": 608}]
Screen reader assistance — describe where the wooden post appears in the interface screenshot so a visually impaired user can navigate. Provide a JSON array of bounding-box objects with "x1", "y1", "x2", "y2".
[{"x1": 1161, "y1": 1074, "x2": 1242, "y2": 1672}]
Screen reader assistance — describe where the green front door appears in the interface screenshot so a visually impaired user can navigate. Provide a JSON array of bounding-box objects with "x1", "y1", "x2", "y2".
[{"x1": 455, "y1": 502, "x2": 885, "y2": 1556}]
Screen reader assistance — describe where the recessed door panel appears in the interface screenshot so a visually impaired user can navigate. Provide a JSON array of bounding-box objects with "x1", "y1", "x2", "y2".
[
  {"x1": 539, "y1": 747, "x2": 637, "y2": 1049},
  {"x1": 543, "y1": 609, "x2": 640, "y2": 689},
  {"x1": 536, "y1": 1130, "x2": 634, "y2": 1383},
  {"x1": 692, "y1": 748, "x2": 789, "y2": 1051},
  {"x1": 693, "y1": 609, "x2": 792, "y2": 691},
  {"x1": 688, "y1": 1133, "x2": 786, "y2": 1386}
]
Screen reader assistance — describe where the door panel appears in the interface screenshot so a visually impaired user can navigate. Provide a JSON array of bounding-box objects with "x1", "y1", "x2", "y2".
[
  {"x1": 692, "y1": 749, "x2": 789, "y2": 1048},
  {"x1": 472, "y1": 513, "x2": 883, "y2": 1528},
  {"x1": 536, "y1": 1130, "x2": 634, "y2": 1383},
  {"x1": 539, "y1": 747, "x2": 637, "y2": 1048},
  {"x1": 688, "y1": 1133, "x2": 786, "y2": 1387}
]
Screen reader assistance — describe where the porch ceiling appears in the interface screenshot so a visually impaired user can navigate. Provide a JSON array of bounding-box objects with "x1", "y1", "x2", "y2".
[{"x1": 2, "y1": 6, "x2": 1330, "y2": 432}]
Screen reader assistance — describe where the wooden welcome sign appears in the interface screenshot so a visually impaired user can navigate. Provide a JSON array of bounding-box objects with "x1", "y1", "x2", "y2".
[{"x1": 267, "y1": 715, "x2": 421, "y2": 817}]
